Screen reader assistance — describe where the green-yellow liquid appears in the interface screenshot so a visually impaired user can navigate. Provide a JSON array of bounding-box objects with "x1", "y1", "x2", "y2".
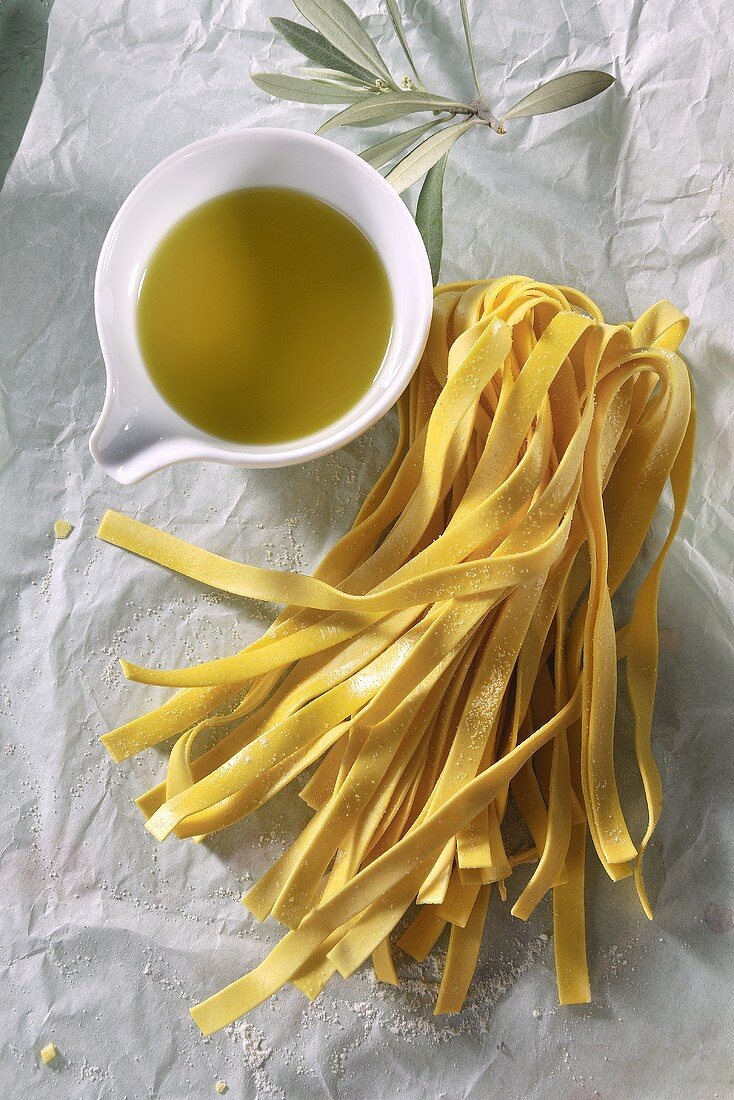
[{"x1": 136, "y1": 187, "x2": 393, "y2": 445}]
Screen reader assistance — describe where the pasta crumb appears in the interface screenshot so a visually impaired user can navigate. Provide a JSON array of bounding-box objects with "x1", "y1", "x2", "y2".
[{"x1": 40, "y1": 1043, "x2": 57, "y2": 1064}]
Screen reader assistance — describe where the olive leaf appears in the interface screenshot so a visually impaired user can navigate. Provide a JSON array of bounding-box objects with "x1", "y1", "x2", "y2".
[
  {"x1": 415, "y1": 153, "x2": 448, "y2": 284},
  {"x1": 359, "y1": 119, "x2": 443, "y2": 168},
  {"x1": 503, "y1": 69, "x2": 614, "y2": 120},
  {"x1": 459, "y1": 0, "x2": 483, "y2": 101},
  {"x1": 343, "y1": 106, "x2": 441, "y2": 129},
  {"x1": 298, "y1": 66, "x2": 373, "y2": 87},
  {"x1": 385, "y1": 117, "x2": 479, "y2": 193},
  {"x1": 251, "y1": 72, "x2": 369, "y2": 104},
  {"x1": 293, "y1": 0, "x2": 395, "y2": 85},
  {"x1": 383, "y1": 0, "x2": 423, "y2": 88},
  {"x1": 270, "y1": 17, "x2": 376, "y2": 83},
  {"x1": 318, "y1": 91, "x2": 465, "y2": 133}
]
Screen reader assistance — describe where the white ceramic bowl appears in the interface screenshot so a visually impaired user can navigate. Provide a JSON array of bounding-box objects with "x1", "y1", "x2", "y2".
[{"x1": 90, "y1": 128, "x2": 433, "y2": 484}]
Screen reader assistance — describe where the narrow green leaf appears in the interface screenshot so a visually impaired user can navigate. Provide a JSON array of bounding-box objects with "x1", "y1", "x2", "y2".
[
  {"x1": 293, "y1": 0, "x2": 395, "y2": 85},
  {"x1": 251, "y1": 72, "x2": 369, "y2": 104},
  {"x1": 345, "y1": 109, "x2": 445, "y2": 130},
  {"x1": 503, "y1": 69, "x2": 615, "y2": 120},
  {"x1": 298, "y1": 66, "x2": 373, "y2": 87},
  {"x1": 317, "y1": 91, "x2": 466, "y2": 133},
  {"x1": 385, "y1": 117, "x2": 478, "y2": 193},
  {"x1": 415, "y1": 153, "x2": 448, "y2": 284},
  {"x1": 459, "y1": 0, "x2": 483, "y2": 100},
  {"x1": 270, "y1": 17, "x2": 375, "y2": 83},
  {"x1": 359, "y1": 119, "x2": 443, "y2": 168},
  {"x1": 383, "y1": 0, "x2": 423, "y2": 88}
]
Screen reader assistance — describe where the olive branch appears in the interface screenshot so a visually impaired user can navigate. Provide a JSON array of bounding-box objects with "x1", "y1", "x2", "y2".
[{"x1": 252, "y1": 0, "x2": 615, "y2": 281}]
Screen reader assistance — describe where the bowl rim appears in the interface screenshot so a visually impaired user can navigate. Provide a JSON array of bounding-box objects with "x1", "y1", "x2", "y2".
[{"x1": 92, "y1": 127, "x2": 433, "y2": 477}]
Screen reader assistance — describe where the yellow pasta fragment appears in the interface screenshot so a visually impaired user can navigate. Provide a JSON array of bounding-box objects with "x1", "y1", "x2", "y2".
[
  {"x1": 397, "y1": 906, "x2": 448, "y2": 962},
  {"x1": 95, "y1": 275, "x2": 693, "y2": 1034},
  {"x1": 434, "y1": 885, "x2": 491, "y2": 1014},
  {"x1": 372, "y1": 938, "x2": 399, "y2": 985}
]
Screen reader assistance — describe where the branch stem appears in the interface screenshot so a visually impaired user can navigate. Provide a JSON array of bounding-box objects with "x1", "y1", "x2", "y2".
[{"x1": 469, "y1": 99, "x2": 506, "y2": 134}]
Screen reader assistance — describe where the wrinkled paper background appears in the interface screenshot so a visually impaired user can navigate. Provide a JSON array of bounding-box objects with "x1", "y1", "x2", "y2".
[{"x1": 1, "y1": 0, "x2": 733, "y2": 1096}]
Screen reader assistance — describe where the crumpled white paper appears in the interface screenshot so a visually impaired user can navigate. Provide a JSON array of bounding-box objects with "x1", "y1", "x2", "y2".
[{"x1": 1, "y1": 0, "x2": 733, "y2": 1096}]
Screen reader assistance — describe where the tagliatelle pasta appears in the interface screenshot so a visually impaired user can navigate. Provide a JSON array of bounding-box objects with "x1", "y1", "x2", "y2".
[{"x1": 96, "y1": 275, "x2": 695, "y2": 1035}]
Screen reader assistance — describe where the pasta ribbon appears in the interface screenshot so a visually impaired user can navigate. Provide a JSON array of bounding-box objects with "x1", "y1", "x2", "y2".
[{"x1": 96, "y1": 276, "x2": 693, "y2": 1033}]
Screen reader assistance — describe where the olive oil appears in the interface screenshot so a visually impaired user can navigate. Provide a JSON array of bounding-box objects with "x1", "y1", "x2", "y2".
[{"x1": 136, "y1": 187, "x2": 393, "y2": 445}]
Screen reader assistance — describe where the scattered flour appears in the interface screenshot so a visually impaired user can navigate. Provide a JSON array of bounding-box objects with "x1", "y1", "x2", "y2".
[{"x1": 235, "y1": 1021, "x2": 284, "y2": 1098}]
